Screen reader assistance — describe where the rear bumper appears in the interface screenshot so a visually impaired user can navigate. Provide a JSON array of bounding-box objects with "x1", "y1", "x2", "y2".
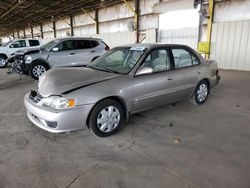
[{"x1": 24, "y1": 93, "x2": 94, "y2": 133}]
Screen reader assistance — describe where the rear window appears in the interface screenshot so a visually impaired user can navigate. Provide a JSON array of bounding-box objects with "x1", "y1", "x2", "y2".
[
  {"x1": 29, "y1": 40, "x2": 40, "y2": 46},
  {"x1": 74, "y1": 40, "x2": 99, "y2": 50}
]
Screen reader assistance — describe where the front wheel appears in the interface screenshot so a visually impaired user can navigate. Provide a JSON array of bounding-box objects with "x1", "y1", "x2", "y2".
[
  {"x1": 190, "y1": 80, "x2": 209, "y2": 105},
  {"x1": 88, "y1": 99, "x2": 125, "y2": 137},
  {"x1": 29, "y1": 62, "x2": 48, "y2": 80},
  {"x1": 0, "y1": 55, "x2": 8, "y2": 68}
]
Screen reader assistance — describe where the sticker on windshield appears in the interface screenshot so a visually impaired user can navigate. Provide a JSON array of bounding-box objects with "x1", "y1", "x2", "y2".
[{"x1": 130, "y1": 47, "x2": 146, "y2": 51}]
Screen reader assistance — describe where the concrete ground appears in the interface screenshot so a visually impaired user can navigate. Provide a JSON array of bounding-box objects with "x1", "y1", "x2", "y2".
[{"x1": 0, "y1": 68, "x2": 250, "y2": 188}]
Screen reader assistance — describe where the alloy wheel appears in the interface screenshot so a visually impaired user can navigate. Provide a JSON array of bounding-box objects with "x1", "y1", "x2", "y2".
[{"x1": 32, "y1": 65, "x2": 46, "y2": 78}]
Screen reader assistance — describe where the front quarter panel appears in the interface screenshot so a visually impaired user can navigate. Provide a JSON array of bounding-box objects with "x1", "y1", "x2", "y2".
[{"x1": 64, "y1": 75, "x2": 134, "y2": 112}]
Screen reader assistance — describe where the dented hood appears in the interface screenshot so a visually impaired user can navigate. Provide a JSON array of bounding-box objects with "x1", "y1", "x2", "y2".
[{"x1": 38, "y1": 67, "x2": 119, "y2": 97}]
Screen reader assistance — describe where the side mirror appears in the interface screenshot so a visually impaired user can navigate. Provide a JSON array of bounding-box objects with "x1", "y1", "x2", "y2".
[
  {"x1": 9, "y1": 44, "x2": 14, "y2": 48},
  {"x1": 52, "y1": 47, "x2": 59, "y2": 52},
  {"x1": 136, "y1": 67, "x2": 153, "y2": 76}
]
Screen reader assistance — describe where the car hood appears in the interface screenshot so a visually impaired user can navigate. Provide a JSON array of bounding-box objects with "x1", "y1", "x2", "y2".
[
  {"x1": 12, "y1": 48, "x2": 41, "y2": 56},
  {"x1": 38, "y1": 67, "x2": 120, "y2": 97}
]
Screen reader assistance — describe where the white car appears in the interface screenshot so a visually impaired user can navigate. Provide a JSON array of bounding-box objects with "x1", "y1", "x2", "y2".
[{"x1": 0, "y1": 39, "x2": 42, "y2": 68}]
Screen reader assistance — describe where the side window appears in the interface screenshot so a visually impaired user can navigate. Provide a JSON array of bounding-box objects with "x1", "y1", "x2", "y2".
[
  {"x1": 172, "y1": 48, "x2": 200, "y2": 68},
  {"x1": 75, "y1": 40, "x2": 93, "y2": 50},
  {"x1": 141, "y1": 49, "x2": 171, "y2": 73},
  {"x1": 11, "y1": 40, "x2": 26, "y2": 48},
  {"x1": 90, "y1": 40, "x2": 99, "y2": 48},
  {"x1": 29, "y1": 40, "x2": 40, "y2": 46},
  {"x1": 56, "y1": 40, "x2": 73, "y2": 51}
]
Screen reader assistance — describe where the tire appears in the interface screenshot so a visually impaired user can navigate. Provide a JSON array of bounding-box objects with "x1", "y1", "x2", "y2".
[
  {"x1": 190, "y1": 80, "x2": 209, "y2": 105},
  {"x1": 88, "y1": 99, "x2": 125, "y2": 137},
  {"x1": 0, "y1": 55, "x2": 8, "y2": 68},
  {"x1": 29, "y1": 62, "x2": 48, "y2": 80}
]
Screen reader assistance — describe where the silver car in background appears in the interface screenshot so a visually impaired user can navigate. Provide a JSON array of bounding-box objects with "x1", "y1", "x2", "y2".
[
  {"x1": 24, "y1": 44, "x2": 220, "y2": 137},
  {"x1": 22, "y1": 37, "x2": 109, "y2": 79}
]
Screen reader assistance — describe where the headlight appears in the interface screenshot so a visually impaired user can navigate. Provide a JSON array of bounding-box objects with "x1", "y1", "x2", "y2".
[
  {"x1": 41, "y1": 96, "x2": 75, "y2": 109},
  {"x1": 25, "y1": 55, "x2": 32, "y2": 64}
]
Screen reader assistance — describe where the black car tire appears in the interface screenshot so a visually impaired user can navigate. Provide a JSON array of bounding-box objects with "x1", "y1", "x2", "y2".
[
  {"x1": 88, "y1": 99, "x2": 125, "y2": 137},
  {"x1": 190, "y1": 80, "x2": 209, "y2": 105},
  {"x1": 29, "y1": 62, "x2": 48, "y2": 80},
  {"x1": 0, "y1": 55, "x2": 8, "y2": 68}
]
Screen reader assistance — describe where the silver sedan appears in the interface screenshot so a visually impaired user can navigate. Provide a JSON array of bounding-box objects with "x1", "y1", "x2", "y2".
[{"x1": 24, "y1": 44, "x2": 220, "y2": 137}]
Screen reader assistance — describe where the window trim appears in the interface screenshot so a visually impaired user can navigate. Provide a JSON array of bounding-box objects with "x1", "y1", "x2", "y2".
[
  {"x1": 134, "y1": 47, "x2": 174, "y2": 77},
  {"x1": 170, "y1": 46, "x2": 201, "y2": 70}
]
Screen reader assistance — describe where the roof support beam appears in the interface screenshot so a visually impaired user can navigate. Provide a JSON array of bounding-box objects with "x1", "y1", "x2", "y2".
[{"x1": 81, "y1": 8, "x2": 99, "y2": 34}]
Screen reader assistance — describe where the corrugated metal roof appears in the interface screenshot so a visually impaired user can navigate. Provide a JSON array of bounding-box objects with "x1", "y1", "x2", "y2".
[{"x1": 0, "y1": 0, "x2": 123, "y2": 36}]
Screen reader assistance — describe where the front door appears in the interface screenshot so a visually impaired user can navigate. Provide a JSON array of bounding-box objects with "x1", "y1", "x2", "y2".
[
  {"x1": 133, "y1": 48, "x2": 177, "y2": 112},
  {"x1": 49, "y1": 40, "x2": 78, "y2": 67}
]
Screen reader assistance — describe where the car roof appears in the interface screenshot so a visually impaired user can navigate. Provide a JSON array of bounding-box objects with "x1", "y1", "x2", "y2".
[
  {"x1": 118, "y1": 43, "x2": 193, "y2": 49},
  {"x1": 54, "y1": 37, "x2": 101, "y2": 41}
]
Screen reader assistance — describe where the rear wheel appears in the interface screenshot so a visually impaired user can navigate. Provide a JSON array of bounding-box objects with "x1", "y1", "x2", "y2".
[
  {"x1": 29, "y1": 62, "x2": 48, "y2": 80},
  {"x1": 88, "y1": 99, "x2": 124, "y2": 137},
  {"x1": 190, "y1": 80, "x2": 209, "y2": 105},
  {"x1": 0, "y1": 55, "x2": 8, "y2": 68}
]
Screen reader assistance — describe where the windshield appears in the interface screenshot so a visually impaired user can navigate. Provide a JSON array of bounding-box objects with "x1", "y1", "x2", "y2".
[
  {"x1": 40, "y1": 39, "x2": 60, "y2": 50},
  {"x1": 90, "y1": 47, "x2": 146, "y2": 74},
  {"x1": 1, "y1": 40, "x2": 13, "y2": 47}
]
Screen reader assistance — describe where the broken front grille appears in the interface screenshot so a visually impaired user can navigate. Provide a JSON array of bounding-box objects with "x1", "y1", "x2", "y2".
[{"x1": 29, "y1": 90, "x2": 43, "y2": 103}]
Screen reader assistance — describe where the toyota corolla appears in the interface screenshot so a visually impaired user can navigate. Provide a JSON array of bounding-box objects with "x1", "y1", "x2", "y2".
[{"x1": 24, "y1": 44, "x2": 220, "y2": 137}]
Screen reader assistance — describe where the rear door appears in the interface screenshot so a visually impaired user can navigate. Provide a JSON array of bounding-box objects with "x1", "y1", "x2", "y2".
[
  {"x1": 169, "y1": 47, "x2": 201, "y2": 99},
  {"x1": 28, "y1": 39, "x2": 40, "y2": 48},
  {"x1": 133, "y1": 47, "x2": 177, "y2": 112},
  {"x1": 68, "y1": 39, "x2": 99, "y2": 66}
]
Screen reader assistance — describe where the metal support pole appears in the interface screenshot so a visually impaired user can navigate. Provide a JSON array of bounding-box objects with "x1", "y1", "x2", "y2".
[
  {"x1": 23, "y1": 29, "x2": 26, "y2": 38},
  {"x1": 81, "y1": 8, "x2": 99, "y2": 34},
  {"x1": 206, "y1": 0, "x2": 215, "y2": 59},
  {"x1": 40, "y1": 24, "x2": 44, "y2": 39},
  {"x1": 95, "y1": 9, "x2": 99, "y2": 34},
  {"x1": 70, "y1": 16, "x2": 74, "y2": 36},
  {"x1": 17, "y1": 30, "x2": 20, "y2": 39},
  {"x1": 135, "y1": 0, "x2": 139, "y2": 43},
  {"x1": 53, "y1": 21, "x2": 56, "y2": 38},
  {"x1": 31, "y1": 26, "x2": 34, "y2": 38}
]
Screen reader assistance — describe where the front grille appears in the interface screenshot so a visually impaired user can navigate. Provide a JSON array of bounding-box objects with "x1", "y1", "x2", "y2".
[{"x1": 29, "y1": 90, "x2": 43, "y2": 103}]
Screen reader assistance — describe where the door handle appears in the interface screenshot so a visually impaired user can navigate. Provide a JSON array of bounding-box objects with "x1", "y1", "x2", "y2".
[
  {"x1": 69, "y1": 52, "x2": 75, "y2": 55},
  {"x1": 91, "y1": 50, "x2": 95, "y2": 53},
  {"x1": 197, "y1": 71, "x2": 201, "y2": 74},
  {"x1": 168, "y1": 77, "x2": 173, "y2": 81}
]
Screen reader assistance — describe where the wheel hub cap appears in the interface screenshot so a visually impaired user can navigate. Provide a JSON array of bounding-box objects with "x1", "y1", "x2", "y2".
[
  {"x1": 97, "y1": 106, "x2": 120, "y2": 133},
  {"x1": 197, "y1": 84, "x2": 208, "y2": 102},
  {"x1": 32, "y1": 65, "x2": 46, "y2": 78},
  {"x1": 0, "y1": 58, "x2": 6, "y2": 67}
]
